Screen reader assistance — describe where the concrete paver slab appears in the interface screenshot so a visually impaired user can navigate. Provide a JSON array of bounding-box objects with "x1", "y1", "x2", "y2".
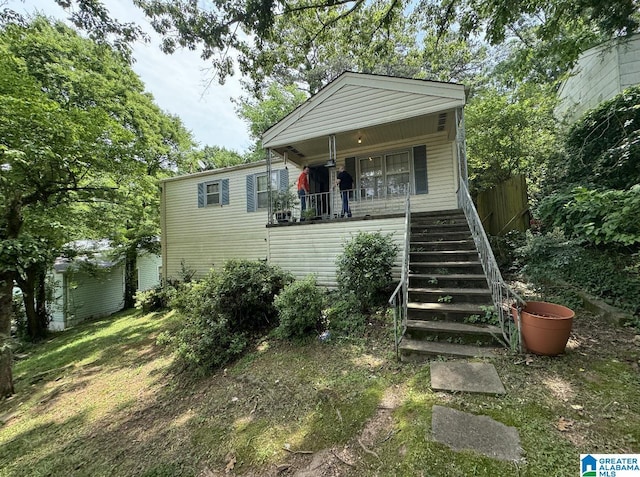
[
  {"x1": 432, "y1": 405, "x2": 523, "y2": 462},
  {"x1": 430, "y1": 361, "x2": 506, "y2": 394}
]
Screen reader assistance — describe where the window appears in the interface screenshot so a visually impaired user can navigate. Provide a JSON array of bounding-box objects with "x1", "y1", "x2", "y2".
[
  {"x1": 197, "y1": 179, "x2": 229, "y2": 208},
  {"x1": 246, "y1": 168, "x2": 289, "y2": 213},
  {"x1": 360, "y1": 156, "x2": 383, "y2": 199},
  {"x1": 358, "y1": 151, "x2": 410, "y2": 198},
  {"x1": 206, "y1": 181, "x2": 220, "y2": 205},
  {"x1": 255, "y1": 172, "x2": 278, "y2": 209},
  {"x1": 385, "y1": 152, "x2": 410, "y2": 195}
]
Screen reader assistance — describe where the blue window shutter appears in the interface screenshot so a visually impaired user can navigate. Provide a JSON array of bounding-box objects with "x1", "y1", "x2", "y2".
[
  {"x1": 413, "y1": 145, "x2": 428, "y2": 194},
  {"x1": 197, "y1": 182, "x2": 205, "y2": 208},
  {"x1": 246, "y1": 174, "x2": 255, "y2": 212},
  {"x1": 279, "y1": 168, "x2": 289, "y2": 191},
  {"x1": 221, "y1": 179, "x2": 229, "y2": 205}
]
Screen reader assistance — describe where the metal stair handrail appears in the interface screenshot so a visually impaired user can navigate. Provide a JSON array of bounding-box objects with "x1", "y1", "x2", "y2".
[
  {"x1": 389, "y1": 192, "x2": 411, "y2": 358},
  {"x1": 457, "y1": 179, "x2": 525, "y2": 351}
]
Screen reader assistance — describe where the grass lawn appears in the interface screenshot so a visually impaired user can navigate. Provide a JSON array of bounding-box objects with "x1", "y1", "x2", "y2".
[{"x1": 0, "y1": 307, "x2": 638, "y2": 476}]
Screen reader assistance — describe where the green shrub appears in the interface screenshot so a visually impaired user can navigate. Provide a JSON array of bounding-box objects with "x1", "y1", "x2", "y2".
[
  {"x1": 164, "y1": 260, "x2": 293, "y2": 374},
  {"x1": 561, "y1": 85, "x2": 640, "y2": 190},
  {"x1": 325, "y1": 291, "x2": 367, "y2": 337},
  {"x1": 135, "y1": 284, "x2": 176, "y2": 312},
  {"x1": 171, "y1": 312, "x2": 247, "y2": 375},
  {"x1": 537, "y1": 185, "x2": 640, "y2": 246},
  {"x1": 516, "y1": 230, "x2": 640, "y2": 317},
  {"x1": 213, "y1": 260, "x2": 294, "y2": 332},
  {"x1": 274, "y1": 275, "x2": 324, "y2": 339},
  {"x1": 336, "y1": 232, "x2": 398, "y2": 310}
]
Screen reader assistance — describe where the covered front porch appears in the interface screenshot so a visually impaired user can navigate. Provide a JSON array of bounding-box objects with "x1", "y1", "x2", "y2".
[{"x1": 262, "y1": 72, "x2": 468, "y2": 225}]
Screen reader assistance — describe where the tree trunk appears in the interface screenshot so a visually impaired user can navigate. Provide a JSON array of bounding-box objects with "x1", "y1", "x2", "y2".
[
  {"x1": 123, "y1": 246, "x2": 137, "y2": 309},
  {"x1": 17, "y1": 264, "x2": 48, "y2": 342},
  {"x1": 35, "y1": 266, "x2": 48, "y2": 335},
  {"x1": 0, "y1": 272, "x2": 15, "y2": 397}
]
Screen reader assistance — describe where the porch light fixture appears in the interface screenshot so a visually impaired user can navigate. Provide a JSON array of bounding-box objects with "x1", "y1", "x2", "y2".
[{"x1": 358, "y1": 137, "x2": 362, "y2": 144}]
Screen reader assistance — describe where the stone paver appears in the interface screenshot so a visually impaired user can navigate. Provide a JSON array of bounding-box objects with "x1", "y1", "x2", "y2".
[
  {"x1": 432, "y1": 405, "x2": 523, "y2": 462},
  {"x1": 430, "y1": 361, "x2": 506, "y2": 394}
]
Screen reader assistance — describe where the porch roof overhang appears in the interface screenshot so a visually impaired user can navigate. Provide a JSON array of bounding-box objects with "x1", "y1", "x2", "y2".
[{"x1": 263, "y1": 72, "x2": 466, "y2": 162}]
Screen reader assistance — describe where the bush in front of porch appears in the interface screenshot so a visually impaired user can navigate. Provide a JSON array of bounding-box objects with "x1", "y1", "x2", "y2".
[{"x1": 336, "y1": 232, "x2": 398, "y2": 311}]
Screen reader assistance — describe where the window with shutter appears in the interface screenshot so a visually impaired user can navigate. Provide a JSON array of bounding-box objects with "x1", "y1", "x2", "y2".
[
  {"x1": 197, "y1": 179, "x2": 230, "y2": 208},
  {"x1": 248, "y1": 169, "x2": 288, "y2": 211}
]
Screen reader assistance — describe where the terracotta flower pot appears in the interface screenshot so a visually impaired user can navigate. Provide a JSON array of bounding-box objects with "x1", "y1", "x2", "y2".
[{"x1": 511, "y1": 301, "x2": 575, "y2": 356}]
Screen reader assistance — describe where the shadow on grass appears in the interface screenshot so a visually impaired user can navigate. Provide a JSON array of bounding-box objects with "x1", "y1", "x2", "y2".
[{"x1": 11, "y1": 309, "x2": 175, "y2": 396}]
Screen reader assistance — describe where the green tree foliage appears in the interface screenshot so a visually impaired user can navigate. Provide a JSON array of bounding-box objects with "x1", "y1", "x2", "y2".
[
  {"x1": 234, "y1": 82, "x2": 307, "y2": 161},
  {"x1": 186, "y1": 145, "x2": 246, "y2": 172},
  {"x1": 465, "y1": 83, "x2": 558, "y2": 194},
  {"x1": 536, "y1": 87, "x2": 640, "y2": 248},
  {"x1": 0, "y1": 16, "x2": 193, "y2": 396},
  {"x1": 336, "y1": 232, "x2": 398, "y2": 310},
  {"x1": 34, "y1": 0, "x2": 638, "y2": 86}
]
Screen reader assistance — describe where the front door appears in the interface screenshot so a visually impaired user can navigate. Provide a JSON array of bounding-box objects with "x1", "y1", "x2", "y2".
[{"x1": 309, "y1": 165, "x2": 331, "y2": 218}]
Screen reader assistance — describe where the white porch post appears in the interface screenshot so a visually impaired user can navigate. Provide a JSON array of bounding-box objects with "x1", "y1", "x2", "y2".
[{"x1": 267, "y1": 148, "x2": 273, "y2": 225}]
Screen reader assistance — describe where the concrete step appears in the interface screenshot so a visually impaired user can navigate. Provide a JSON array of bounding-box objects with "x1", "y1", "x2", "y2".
[
  {"x1": 411, "y1": 231, "x2": 473, "y2": 241},
  {"x1": 411, "y1": 240, "x2": 476, "y2": 251},
  {"x1": 412, "y1": 209, "x2": 464, "y2": 219},
  {"x1": 405, "y1": 319, "x2": 501, "y2": 336},
  {"x1": 410, "y1": 261, "x2": 484, "y2": 275},
  {"x1": 409, "y1": 273, "x2": 489, "y2": 288},
  {"x1": 399, "y1": 338, "x2": 502, "y2": 361},
  {"x1": 410, "y1": 250, "x2": 480, "y2": 263},
  {"x1": 411, "y1": 223, "x2": 470, "y2": 233},
  {"x1": 407, "y1": 302, "x2": 492, "y2": 322},
  {"x1": 408, "y1": 287, "x2": 492, "y2": 304}
]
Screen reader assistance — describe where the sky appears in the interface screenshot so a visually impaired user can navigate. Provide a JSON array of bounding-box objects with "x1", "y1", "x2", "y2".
[{"x1": 4, "y1": 0, "x2": 252, "y2": 152}]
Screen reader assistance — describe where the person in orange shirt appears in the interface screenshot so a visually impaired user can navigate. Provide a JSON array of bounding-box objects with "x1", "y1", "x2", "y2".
[{"x1": 297, "y1": 166, "x2": 310, "y2": 217}]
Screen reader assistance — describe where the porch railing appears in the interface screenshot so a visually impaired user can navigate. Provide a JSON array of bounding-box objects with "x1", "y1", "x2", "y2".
[
  {"x1": 457, "y1": 179, "x2": 525, "y2": 351},
  {"x1": 388, "y1": 192, "x2": 411, "y2": 358},
  {"x1": 290, "y1": 184, "x2": 410, "y2": 222}
]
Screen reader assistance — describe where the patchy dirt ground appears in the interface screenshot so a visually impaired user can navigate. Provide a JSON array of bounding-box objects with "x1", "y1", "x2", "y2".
[
  {"x1": 195, "y1": 309, "x2": 640, "y2": 476},
  {"x1": 2, "y1": 307, "x2": 638, "y2": 477}
]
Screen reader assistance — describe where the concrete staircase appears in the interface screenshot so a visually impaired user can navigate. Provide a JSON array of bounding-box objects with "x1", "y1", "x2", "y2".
[{"x1": 399, "y1": 209, "x2": 505, "y2": 361}]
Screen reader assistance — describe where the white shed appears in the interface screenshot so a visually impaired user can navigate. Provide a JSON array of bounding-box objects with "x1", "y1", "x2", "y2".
[{"x1": 49, "y1": 241, "x2": 162, "y2": 331}]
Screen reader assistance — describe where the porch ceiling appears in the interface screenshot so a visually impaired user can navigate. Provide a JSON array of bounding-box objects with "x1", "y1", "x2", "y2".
[{"x1": 271, "y1": 110, "x2": 454, "y2": 164}]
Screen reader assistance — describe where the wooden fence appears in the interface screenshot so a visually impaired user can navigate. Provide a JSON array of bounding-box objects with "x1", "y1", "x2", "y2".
[{"x1": 476, "y1": 175, "x2": 530, "y2": 236}]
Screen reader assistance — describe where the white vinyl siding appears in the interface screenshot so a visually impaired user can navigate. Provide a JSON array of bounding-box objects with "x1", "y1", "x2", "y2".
[
  {"x1": 162, "y1": 161, "x2": 300, "y2": 281},
  {"x1": 57, "y1": 266, "x2": 125, "y2": 329},
  {"x1": 557, "y1": 36, "x2": 640, "y2": 122},
  {"x1": 137, "y1": 253, "x2": 162, "y2": 292},
  {"x1": 267, "y1": 217, "x2": 405, "y2": 287},
  {"x1": 264, "y1": 73, "x2": 465, "y2": 148}
]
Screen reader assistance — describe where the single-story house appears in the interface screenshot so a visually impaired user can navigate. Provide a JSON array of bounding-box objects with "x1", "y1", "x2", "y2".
[
  {"x1": 49, "y1": 240, "x2": 162, "y2": 331},
  {"x1": 161, "y1": 72, "x2": 468, "y2": 286},
  {"x1": 556, "y1": 34, "x2": 640, "y2": 123},
  {"x1": 160, "y1": 72, "x2": 519, "y2": 358}
]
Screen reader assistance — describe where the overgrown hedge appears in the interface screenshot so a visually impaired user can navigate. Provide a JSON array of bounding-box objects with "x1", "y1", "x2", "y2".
[{"x1": 537, "y1": 185, "x2": 640, "y2": 246}]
